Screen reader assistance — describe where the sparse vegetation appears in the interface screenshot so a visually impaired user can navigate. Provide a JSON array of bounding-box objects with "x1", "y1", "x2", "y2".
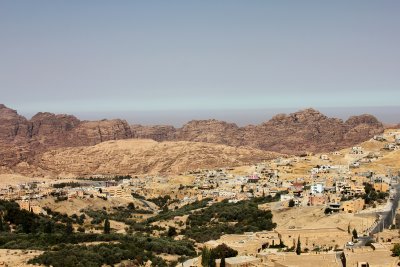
[
  {"x1": 362, "y1": 182, "x2": 389, "y2": 205},
  {"x1": 77, "y1": 175, "x2": 132, "y2": 182},
  {"x1": 392, "y1": 243, "x2": 400, "y2": 257},
  {"x1": 183, "y1": 199, "x2": 276, "y2": 242},
  {"x1": 201, "y1": 244, "x2": 238, "y2": 267},
  {"x1": 0, "y1": 199, "x2": 196, "y2": 266},
  {"x1": 352, "y1": 229, "x2": 358, "y2": 239},
  {"x1": 146, "y1": 198, "x2": 212, "y2": 223},
  {"x1": 28, "y1": 236, "x2": 196, "y2": 267},
  {"x1": 53, "y1": 182, "x2": 86, "y2": 189},
  {"x1": 296, "y1": 236, "x2": 301, "y2": 255}
]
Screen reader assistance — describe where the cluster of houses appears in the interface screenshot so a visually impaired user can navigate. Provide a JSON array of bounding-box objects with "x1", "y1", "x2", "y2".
[
  {"x1": 0, "y1": 178, "x2": 134, "y2": 214},
  {"x1": 374, "y1": 132, "x2": 400, "y2": 150},
  {"x1": 0, "y1": 129, "x2": 398, "y2": 225},
  {"x1": 175, "y1": 160, "x2": 392, "y2": 217}
]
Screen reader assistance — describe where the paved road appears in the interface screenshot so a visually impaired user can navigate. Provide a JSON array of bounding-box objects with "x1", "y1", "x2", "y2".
[
  {"x1": 354, "y1": 182, "x2": 400, "y2": 247},
  {"x1": 370, "y1": 183, "x2": 400, "y2": 234}
]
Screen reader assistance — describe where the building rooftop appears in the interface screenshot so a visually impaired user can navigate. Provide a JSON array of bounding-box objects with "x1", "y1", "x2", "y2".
[{"x1": 225, "y1": 255, "x2": 259, "y2": 264}]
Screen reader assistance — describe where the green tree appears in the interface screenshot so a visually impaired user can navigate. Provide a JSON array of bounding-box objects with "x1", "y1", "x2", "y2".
[
  {"x1": 211, "y1": 243, "x2": 238, "y2": 259},
  {"x1": 288, "y1": 199, "x2": 295, "y2": 208},
  {"x1": 65, "y1": 221, "x2": 73, "y2": 235},
  {"x1": 392, "y1": 243, "x2": 400, "y2": 257},
  {"x1": 104, "y1": 218, "x2": 111, "y2": 234},
  {"x1": 220, "y1": 257, "x2": 226, "y2": 267},
  {"x1": 201, "y1": 247, "x2": 211, "y2": 267},
  {"x1": 296, "y1": 236, "x2": 301, "y2": 255},
  {"x1": 0, "y1": 217, "x2": 4, "y2": 232},
  {"x1": 127, "y1": 202, "x2": 135, "y2": 210},
  {"x1": 209, "y1": 253, "x2": 216, "y2": 267},
  {"x1": 167, "y1": 226, "x2": 177, "y2": 237},
  {"x1": 44, "y1": 221, "x2": 53, "y2": 234},
  {"x1": 279, "y1": 239, "x2": 285, "y2": 248},
  {"x1": 352, "y1": 229, "x2": 358, "y2": 239}
]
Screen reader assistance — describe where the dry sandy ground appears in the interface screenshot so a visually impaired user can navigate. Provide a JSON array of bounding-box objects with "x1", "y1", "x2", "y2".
[
  {"x1": 168, "y1": 175, "x2": 195, "y2": 185},
  {"x1": 110, "y1": 220, "x2": 128, "y2": 234},
  {"x1": 0, "y1": 174, "x2": 90, "y2": 188},
  {"x1": 230, "y1": 165, "x2": 254, "y2": 175},
  {"x1": 0, "y1": 249, "x2": 43, "y2": 267},
  {"x1": 37, "y1": 197, "x2": 136, "y2": 216},
  {"x1": 0, "y1": 174, "x2": 49, "y2": 186},
  {"x1": 272, "y1": 206, "x2": 376, "y2": 233},
  {"x1": 358, "y1": 150, "x2": 400, "y2": 174}
]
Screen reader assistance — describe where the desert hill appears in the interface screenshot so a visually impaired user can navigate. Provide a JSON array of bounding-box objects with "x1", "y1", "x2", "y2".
[
  {"x1": 0, "y1": 104, "x2": 384, "y2": 174},
  {"x1": 132, "y1": 108, "x2": 384, "y2": 154},
  {"x1": 34, "y1": 139, "x2": 281, "y2": 176}
]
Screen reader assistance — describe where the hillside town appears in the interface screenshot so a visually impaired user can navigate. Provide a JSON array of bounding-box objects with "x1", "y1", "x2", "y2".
[{"x1": 1, "y1": 129, "x2": 400, "y2": 266}]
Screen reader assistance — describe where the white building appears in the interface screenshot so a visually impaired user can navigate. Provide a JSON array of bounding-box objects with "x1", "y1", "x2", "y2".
[
  {"x1": 280, "y1": 194, "x2": 294, "y2": 202},
  {"x1": 311, "y1": 183, "x2": 324, "y2": 194}
]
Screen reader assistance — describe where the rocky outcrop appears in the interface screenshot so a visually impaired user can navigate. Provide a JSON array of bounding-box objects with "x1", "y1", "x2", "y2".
[
  {"x1": 0, "y1": 104, "x2": 385, "y2": 174},
  {"x1": 131, "y1": 108, "x2": 385, "y2": 155},
  {"x1": 28, "y1": 112, "x2": 81, "y2": 146},
  {"x1": 0, "y1": 104, "x2": 30, "y2": 142},
  {"x1": 131, "y1": 125, "x2": 176, "y2": 141},
  {"x1": 72, "y1": 120, "x2": 133, "y2": 146},
  {"x1": 241, "y1": 109, "x2": 384, "y2": 154},
  {"x1": 0, "y1": 104, "x2": 133, "y2": 169},
  {"x1": 176, "y1": 119, "x2": 242, "y2": 145},
  {"x1": 343, "y1": 114, "x2": 384, "y2": 144}
]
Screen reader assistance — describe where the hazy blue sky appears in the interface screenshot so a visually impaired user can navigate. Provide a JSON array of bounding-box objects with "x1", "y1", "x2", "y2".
[{"x1": 0, "y1": 1, "x2": 399, "y2": 125}]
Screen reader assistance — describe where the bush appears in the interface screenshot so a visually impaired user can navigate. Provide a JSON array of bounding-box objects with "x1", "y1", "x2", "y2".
[
  {"x1": 184, "y1": 199, "x2": 276, "y2": 242},
  {"x1": 392, "y1": 243, "x2": 400, "y2": 257}
]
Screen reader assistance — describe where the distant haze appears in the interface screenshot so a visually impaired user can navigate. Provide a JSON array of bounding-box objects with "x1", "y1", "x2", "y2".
[{"x1": 1, "y1": 1, "x2": 399, "y2": 126}]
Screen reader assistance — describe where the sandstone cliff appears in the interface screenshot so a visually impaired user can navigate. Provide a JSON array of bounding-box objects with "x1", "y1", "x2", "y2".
[
  {"x1": 0, "y1": 104, "x2": 133, "y2": 169},
  {"x1": 131, "y1": 124, "x2": 176, "y2": 141},
  {"x1": 131, "y1": 108, "x2": 384, "y2": 154}
]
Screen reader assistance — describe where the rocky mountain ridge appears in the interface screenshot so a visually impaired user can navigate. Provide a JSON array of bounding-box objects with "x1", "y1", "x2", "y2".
[
  {"x1": 131, "y1": 108, "x2": 384, "y2": 154},
  {"x1": 0, "y1": 104, "x2": 385, "y2": 175},
  {"x1": 0, "y1": 104, "x2": 133, "y2": 169}
]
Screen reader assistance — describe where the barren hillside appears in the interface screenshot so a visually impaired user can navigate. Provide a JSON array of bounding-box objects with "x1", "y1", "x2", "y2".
[{"x1": 36, "y1": 139, "x2": 281, "y2": 176}]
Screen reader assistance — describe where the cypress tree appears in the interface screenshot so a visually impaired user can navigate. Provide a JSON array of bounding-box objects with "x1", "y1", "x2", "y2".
[
  {"x1": 220, "y1": 257, "x2": 226, "y2": 267},
  {"x1": 104, "y1": 218, "x2": 111, "y2": 234},
  {"x1": 209, "y1": 249, "x2": 216, "y2": 267},
  {"x1": 352, "y1": 229, "x2": 358, "y2": 239},
  {"x1": 296, "y1": 236, "x2": 301, "y2": 255},
  {"x1": 201, "y1": 247, "x2": 210, "y2": 267},
  {"x1": 65, "y1": 221, "x2": 73, "y2": 235}
]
